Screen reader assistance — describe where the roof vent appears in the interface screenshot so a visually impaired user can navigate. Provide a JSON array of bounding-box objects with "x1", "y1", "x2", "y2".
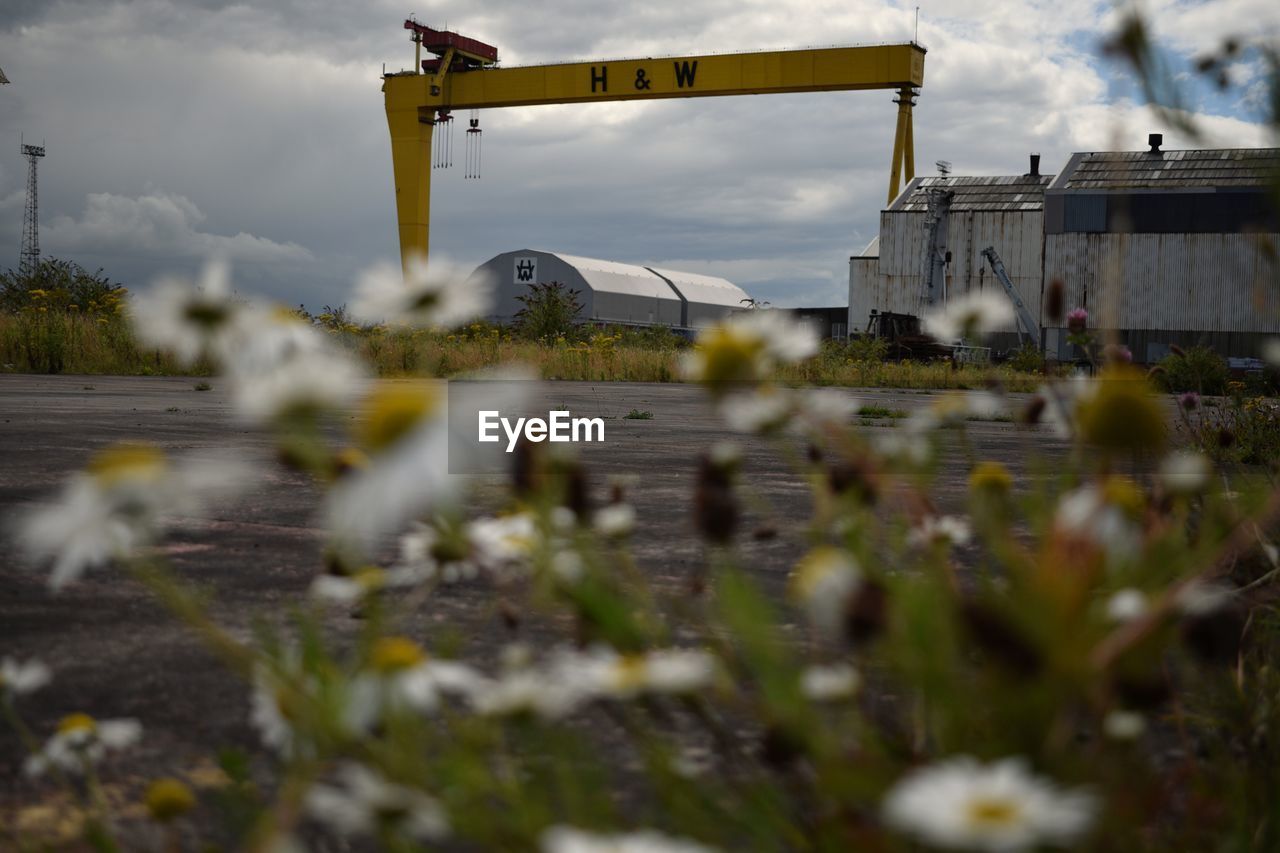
[
  {"x1": 1027, "y1": 153, "x2": 1041, "y2": 177},
  {"x1": 1148, "y1": 133, "x2": 1163, "y2": 154}
]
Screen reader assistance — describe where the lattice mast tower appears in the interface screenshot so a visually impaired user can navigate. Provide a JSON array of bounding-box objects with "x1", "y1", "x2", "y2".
[{"x1": 19, "y1": 142, "x2": 45, "y2": 277}]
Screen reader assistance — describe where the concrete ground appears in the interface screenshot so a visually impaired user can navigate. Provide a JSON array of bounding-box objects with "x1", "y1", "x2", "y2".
[{"x1": 0, "y1": 374, "x2": 1071, "y2": 837}]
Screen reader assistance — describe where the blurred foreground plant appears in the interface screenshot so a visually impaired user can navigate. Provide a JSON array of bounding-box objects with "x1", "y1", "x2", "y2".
[{"x1": 5, "y1": 253, "x2": 1280, "y2": 852}]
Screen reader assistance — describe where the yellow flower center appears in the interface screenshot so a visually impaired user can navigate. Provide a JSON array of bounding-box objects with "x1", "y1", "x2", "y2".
[
  {"x1": 357, "y1": 384, "x2": 439, "y2": 452},
  {"x1": 612, "y1": 655, "x2": 649, "y2": 691},
  {"x1": 370, "y1": 637, "x2": 428, "y2": 673},
  {"x1": 969, "y1": 461, "x2": 1013, "y2": 494},
  {"x1": 695, "y1": 327, "x2": 766, "y2": 385},
  {"x1": 1102, "y1": 476, "x2": 1145, "y2": 517},
  {"x1": 273, "y1": 687, "x2": 300, "y2": 722},
  {"x1": 86, "y1": 442, "x2": 167, "y2": 487},
  {"x1": 353, "y1": 566, "x2": 387, "y2": 591},
  {"x1": 1076, "y1": 366, "x2": 1166, "y2": 453},
  {"x1": 57, "y1": 713, "x2": 97, "y2": 736},
  {"x1": 965, "y1": 797, "x2": 1021, "y2": 828},
  {"x1": 332, "y1": 446, "x2": 370, "y2": 476},
  {"x1": 145, "y1": 777, "x2": 196, "y2": 822}
]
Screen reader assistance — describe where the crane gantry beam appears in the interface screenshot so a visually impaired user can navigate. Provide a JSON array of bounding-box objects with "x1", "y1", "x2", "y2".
[{"x1": 383, "y1": 28, "x2": 925, "y2": 269}]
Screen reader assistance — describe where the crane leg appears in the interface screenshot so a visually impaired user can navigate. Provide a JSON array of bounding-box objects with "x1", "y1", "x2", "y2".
[
  {"x1": 903, "y1": 97, "x2": 915, "y2": 184},
  {"x1": 387, "y1": 104, "x2": 434, "y2": 270},
  {"x1": 887, "y1": 86, "x2": 913, "y2": 205}
]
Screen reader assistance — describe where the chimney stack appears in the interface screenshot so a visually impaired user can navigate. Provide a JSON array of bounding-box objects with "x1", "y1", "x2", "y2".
[
  {"x1": 1148, "y1": 133, "x2": 1163, "y2": 154},
  {"x1": 1028, "y1": 153, "x2": 1041, "y2": 177}
]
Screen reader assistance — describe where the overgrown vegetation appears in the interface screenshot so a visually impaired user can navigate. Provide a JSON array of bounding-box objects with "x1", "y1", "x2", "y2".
[
  {"x1": 1179, "y1": 390, "x2": 1280, "y2": 466},
  {"x1": 9, "y1": 255, "x2": 1280, "y2": 850},
  {"x1": 513, "y1": 280, "x2": 584, "y2": 342},
  {"x1": 1, "y1": 309, "x2": 1060, "y2": 389},
  {"x1": 1154, "y1": 345, "x2": 1230, "y2": 395}
]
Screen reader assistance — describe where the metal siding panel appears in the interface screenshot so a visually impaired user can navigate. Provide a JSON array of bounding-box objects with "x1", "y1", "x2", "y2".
[{"x1": 1058, "y1": 233, "x2": 1280, "y2": 333}]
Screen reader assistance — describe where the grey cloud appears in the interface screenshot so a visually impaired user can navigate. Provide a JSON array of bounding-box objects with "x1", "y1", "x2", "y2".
[
  {"x1": 43, "y1": 190, "x2": 312, "y2": 263},
  {"x1": 1, "y1": 0, "x2": 1274, "y2": 310}
]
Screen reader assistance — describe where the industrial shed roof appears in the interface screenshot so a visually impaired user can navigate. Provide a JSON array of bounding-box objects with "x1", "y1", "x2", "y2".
[
  {"x1": 647, "y1": 266, "x2": 749, "y2": 309},
  {"x1": 888, "y1": 175, "x2": 1051, "y2": 213},
  {"x1": 551, "y1": 252, "x2": 675, "y2": 300},
  {"x1": 853, "y1": 236, "x2": 880, "y2": 258},
  {"x1": 1050, "y1": 148, "x2": 1280, "y2": 191}
]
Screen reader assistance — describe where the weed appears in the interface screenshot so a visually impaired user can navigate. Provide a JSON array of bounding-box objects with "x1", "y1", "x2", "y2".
[
  {"x1": 194, "y1": 382, "x2": 212, "y2": 391},
  {"x1": 1155, "y1": 346, "x2": 1229, "y2": 395},
  {"x1": 624, "y1": 409, "x2": 654, "y2": 420},
  {"x1": 857, "y1": 405, "x2": 907, "y2": 419}
]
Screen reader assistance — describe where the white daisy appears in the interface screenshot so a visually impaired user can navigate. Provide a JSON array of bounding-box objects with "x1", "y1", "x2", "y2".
[
  {"x1": 223, "y1": 310, "x2": 368, "y2": 423},
  {"x1": 468, "y1": 667, "x2": 588, "y2": 720},
  {"x1": 250, "y1": 665, "x2": 305, "y2": 756},
  {"x1": 18, "y1": 443, "x2": 252, "y2": 590},
  {"x1": 1037, "y1": 376, "x2": 1097, "y2": 439},
  {"x1": 789, "y1": 547, "x2": 863, "y2": 638},
  {"x1": 575, "y1": 647, "x2": 719, "y2": 699},
  {"x1": 1104, "y1": 588, "x2": 1148, "y2": 623},
  {"x1": 541, "y1": 825, "x2": 719, "y2": 853},
  {"x1": 717, "y1": 387, "x2": 794, "y2": 433},
  {"x1": 1054, "y1": 482, "x2": 1144, "y2": 565},
  {"x1": 0, "y1": 657, "x2": 51, "y2": 697},
  {"x1": 309, "y1": 564, "x2": 433, "y2": 604},
  {"x1": 800, "y1": 663, "x2": 860, "y2": 701},
  {"x1": 551, "y1": 548, "x2": 587, "y2": 584},
  {"x1": 875, "y1": 431, "x2": 932, "y2": 465},
  {"x1": 922, "y1": 291, "x2": 1016, "y2": 342},
  {"x1": 794, "y1": 388, "x2": 860, "y2": 431},
  {"x1": 394, "y1": 522, "x2": 477, "y2": 584},
  {"x1": 907, "y1": 515, "x2": 973, "y2": 549},
  {"x1": 343, "y1": 637, "x2": 482, "y2": 732},
  {"x1": 350, "y1": 253, "x2": 492, "y2": 330},
  {"x1": 468, "y1": 512, "x2": 541, "y2": 574},
  {"x1": 129, "y1": 259, "x2": 241, "y2": 366},
  {"x1": 1158, "y1": 451, "x2": 1212, "y2": 496},
  {"x1": 682, "y1": 310, "x2": 819, "y2": 386},
  {"x1": 882, "y1": 756, "x2": 1096, "y2": 852},
  {"x1": 325, "y1": 383, "x2": 463, "y2": 553},
  {"x1": 735, "y1": 309, "x2": 822, "y2": 363},
  {"x1": 305, "y1": 762, "x2": 449, "y2": 841},
  {"x1": 1175, "y1": 580, "x2": 1234, "y2": 617},
  {"x1": 1102, "y1": 710, "x2": 1146, "y2": 740},
  {"x1": 593, "y1": 504, "x2": 637, "y2": 538},
  {"x1": 24, "y1": 713, "x2": 142, "y2": 776}
]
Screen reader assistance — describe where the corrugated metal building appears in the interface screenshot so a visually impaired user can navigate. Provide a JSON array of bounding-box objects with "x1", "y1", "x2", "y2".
[
  {"x1": 850, "y1": 143, "x2": 1280, "y2": 361},
  {"x1": 470, "y1": 249, "x2": 749, "y2": 329},
  {"x1": 849, "y1": 165, "x2": 1050, "y2": 350},
  {"x1": 1043, "y1": 144, "x2": 1280, "y2": 361}
]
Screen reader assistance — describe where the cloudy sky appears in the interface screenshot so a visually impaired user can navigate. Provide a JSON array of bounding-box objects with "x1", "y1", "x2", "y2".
[{"x1": 1, "y1": 0, "x2": 1277, "y2": 310}]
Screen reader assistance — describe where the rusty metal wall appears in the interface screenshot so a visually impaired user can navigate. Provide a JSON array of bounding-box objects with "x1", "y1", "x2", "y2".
[{"x1": 1043, "y1": 233, "x2": 1280, "y2": 332}]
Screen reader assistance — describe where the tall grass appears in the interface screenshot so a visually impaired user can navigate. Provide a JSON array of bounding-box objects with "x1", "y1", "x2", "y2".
[
  {"x1": 0, "y1": 313, "x2": 203, "y2": 375},
  {"x1": 1, "y1": 312, "x2": 1048, "y2": 389}
]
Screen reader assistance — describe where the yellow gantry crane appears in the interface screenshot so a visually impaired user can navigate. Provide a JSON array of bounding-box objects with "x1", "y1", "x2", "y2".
[{"x1": 383, "y1": 20, "x2": 924, "y2": 269}]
